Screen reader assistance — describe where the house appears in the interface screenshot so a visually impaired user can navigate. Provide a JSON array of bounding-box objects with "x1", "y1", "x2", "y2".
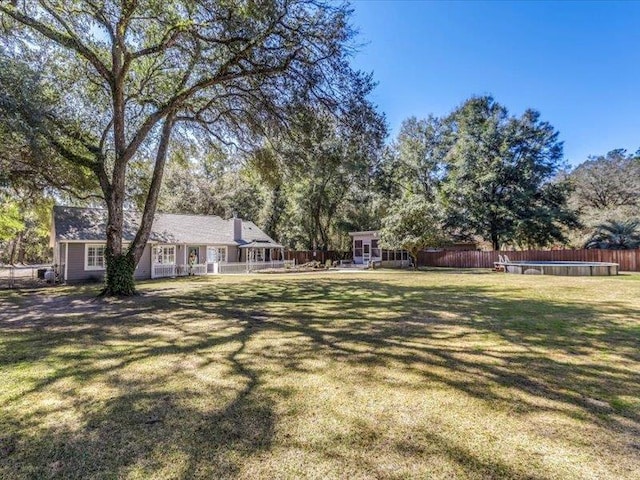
[
  {"x1": 51, "y1": 206, "x2": 291, "y2": 283},
  {"x1": 348, "y1": 230, "x2": 411, "y2": 267}
]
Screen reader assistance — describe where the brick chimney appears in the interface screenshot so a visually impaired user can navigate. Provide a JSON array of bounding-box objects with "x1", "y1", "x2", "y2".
[{"x1": 233, "y1": 216, "x2": 242, "y2": 241}]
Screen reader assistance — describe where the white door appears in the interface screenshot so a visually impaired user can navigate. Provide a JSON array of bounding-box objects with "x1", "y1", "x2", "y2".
[{"x1": 363, "y1": 243, "x2": 371, "y2": 264}]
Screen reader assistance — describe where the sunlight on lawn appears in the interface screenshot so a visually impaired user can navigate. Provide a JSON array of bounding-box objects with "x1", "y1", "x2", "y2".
[{"x1": 1, "y1": 270, "x2": 639, "y2": 479}]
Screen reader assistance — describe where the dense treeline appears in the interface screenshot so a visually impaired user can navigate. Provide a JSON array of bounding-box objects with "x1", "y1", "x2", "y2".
[
  {"x1": 155, "y1": 96, "x2": 639, "y2": 253},
  {"x1": 2, "y1": 92, "x2": 638, "y2": 263}
]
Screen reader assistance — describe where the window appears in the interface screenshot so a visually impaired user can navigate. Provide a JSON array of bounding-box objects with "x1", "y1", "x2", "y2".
[
  {"x1": 153, "y1": 245, "x2": 175, "y2": 264},
  {"x1": 85, "y1": 244, "x2": 106, "y2": 270},
  {"x1": 371, "y1": 239, "x2": 380, "y2": 258},
  {"x1": 207, "y1": 246, "x2": 227, "y2": 263},
  {"x1": 354, "y1": 239, "x2": 363, "y2": 257}
]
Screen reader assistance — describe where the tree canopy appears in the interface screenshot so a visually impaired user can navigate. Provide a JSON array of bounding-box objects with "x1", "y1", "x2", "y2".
[
  {"x1": 569, "y1": 149, "x2": 640, "y2": 212},
  {"x1": 375, "y1": 96, "x2": 577, "y2": 251},
  {"x1": 439, "y1": 96, "x2": 576, "y2": 250},
  {"x1": 379, "y1": 195, "x2": 447, "y2": 268},
  {"x1": 1, "y1": 0, "x2": 368, "y2": 294}
]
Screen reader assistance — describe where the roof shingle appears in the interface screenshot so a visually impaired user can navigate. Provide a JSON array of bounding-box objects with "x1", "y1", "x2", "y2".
[{"x1": 53, "y1": 206, "x2": 276, "y2": 245}]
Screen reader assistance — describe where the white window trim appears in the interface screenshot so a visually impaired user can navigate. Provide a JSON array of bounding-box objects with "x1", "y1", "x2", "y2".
[
  {"x1": 152, "y1": 245, "x2": 176, "y2": 265},
  {"x1": 207, "y1": 245, "x2": 228, "y2": 263},
  {"x1": 84, "y1": 243, "x2": 106, "y2": 271}
]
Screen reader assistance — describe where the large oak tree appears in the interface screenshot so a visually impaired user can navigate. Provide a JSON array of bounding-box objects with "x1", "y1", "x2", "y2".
[
  {"x1": 441, "y1": 96, "x2": 577, "y2": 250},
  {"x1": 0, "y1": 0, "x2": 364, "y2": 294}
]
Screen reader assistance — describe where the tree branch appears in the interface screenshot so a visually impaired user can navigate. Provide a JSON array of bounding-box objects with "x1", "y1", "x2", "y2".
[
  {"x1": 0, "y1": 3, "x2": 113, "y2": 84},
  {"x1": 129, "y1": 26, "x2": 183, "y2": 61}
]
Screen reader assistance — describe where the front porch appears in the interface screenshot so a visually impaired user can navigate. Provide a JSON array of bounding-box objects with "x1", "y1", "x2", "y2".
[
  {"x1": 150, "y1": 241, "x2": 294, "y2": 279},
  {"x1": 152, "y1": 260, "x2": 296, "y2": 278}
]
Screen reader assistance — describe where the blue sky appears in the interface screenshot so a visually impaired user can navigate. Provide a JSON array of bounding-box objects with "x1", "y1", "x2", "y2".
[{"x1": 349, "y1": 0, "x2": 640, "y2": 167}]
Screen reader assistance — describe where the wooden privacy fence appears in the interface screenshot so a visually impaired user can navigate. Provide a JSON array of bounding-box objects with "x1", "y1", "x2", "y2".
[{"x1": 417, "y1": 249, "x2": 640, "y2": 272}]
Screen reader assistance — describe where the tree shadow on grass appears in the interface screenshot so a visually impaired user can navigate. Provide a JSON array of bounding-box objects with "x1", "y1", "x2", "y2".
[
  {"x1": 0, "y1": 273, "x2": 639, "y2": 478},
  {"x1": 0, "y1": 314, "x2": 275, "y2": 479}
]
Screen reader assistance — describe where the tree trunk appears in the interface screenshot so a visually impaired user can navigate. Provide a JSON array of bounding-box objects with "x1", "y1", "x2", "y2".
[
  {"x1": 410, "y1": 249, "x2": 419, "y2": 270},
  {"x1": 264, "y1": 185, "x2": 282, "y2": 240},
  {"x1": 101, "y1": 115, "x2": 175, "y2": 296},
  {"x1": 17, "y1": 235, "x2": 26, "y2": 264},
  {"x1": 102, "y1": 170, "x2": 134, "y2": 296},
  {"x1": 99, "y1": 37, "x2": 137, "y2": 296},
  {"x1": 129, "y1": 114, "x2": 175, "y2": 264},
  {"x1": 491, "y1": 230, "x2": 500, "y2": 251},
  {"x1": 9, "y1": 233, "x2": 22, "y2": 265}
]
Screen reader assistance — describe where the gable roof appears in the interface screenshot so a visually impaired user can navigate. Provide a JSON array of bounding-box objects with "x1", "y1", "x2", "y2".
[{"x1": 52, "y1": 206, "x2": 276, "y2": 246}]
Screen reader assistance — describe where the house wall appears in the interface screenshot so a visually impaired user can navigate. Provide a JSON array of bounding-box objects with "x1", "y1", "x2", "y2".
[
  {"x1": 154, "y1": 244, "x2": 240, "y2": 267},
  {"x1": 229, "y1": 246, "x2": 241, "y2": 263},
  {"x1": 176, "y1": 245, "x2": 187, "y2": 266},
  {"x1": 64, "y1": 242, "x2": 152, "y2": 283},
  {"x1": 66, "y1": 243, "x2": 92, "y2": 282},
  {"x1": 62, "y1": 241, "x2": 257, "y2": 282},
  {"x1": 135, "y1": 245, "x2": 151, "y2": 280}
]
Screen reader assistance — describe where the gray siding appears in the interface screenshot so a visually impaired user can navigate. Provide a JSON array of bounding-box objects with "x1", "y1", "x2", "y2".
[
  {"x1": 134, "y1": 244, "x2": 151, "y2": 280},
  {"x1": 60, "y1": 241, "x2": 250, "y2": 283},
  {"x1": 229, "y1": 246, "x2": 241, "y2": 262},
  {"x1": 176, "y1": 245, "x2": 187, "y2": 265},
  {"x1": 64, "y1": 242, "x2": 152, "y2": 283},
  {"x1": 66, "y1": 243, "x2": 102, "y2": 283}
]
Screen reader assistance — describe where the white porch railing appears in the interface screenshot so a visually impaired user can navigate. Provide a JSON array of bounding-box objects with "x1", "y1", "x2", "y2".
[
  {"x1": 247, "y1": 260, "x2": 295, "y2": 272},
  {"x1": 152, "y1": 263, "x2": 207, "y2": 279},
  {"x1": 153, "y1": 261, "x2": 295, "y2": 278},
  {"x1": 216, "y1": 263, "x2": 251, "y2": 274},
  {"x1": 152, "y1": 264, "x2": 175, "y2": 279},
  {"x1": 217, "y1": 260, "x2": 295, "y2": 274},
  {"x1": 185, "y1": 264, "x2": 207, "y2": 276}
]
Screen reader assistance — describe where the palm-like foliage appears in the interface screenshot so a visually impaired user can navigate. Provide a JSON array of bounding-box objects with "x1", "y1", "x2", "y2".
[{"x1": 584, "y1": 219, "x2": 640, "y2": 249}]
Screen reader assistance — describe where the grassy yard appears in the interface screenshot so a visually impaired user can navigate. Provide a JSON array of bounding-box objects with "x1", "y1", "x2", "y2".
[{"x1": 1, "y1": 269, "x2": 639, "y2": 479}]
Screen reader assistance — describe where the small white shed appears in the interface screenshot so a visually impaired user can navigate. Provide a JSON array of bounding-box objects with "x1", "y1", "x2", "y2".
[{"x1": 348, "y1": 230, "x2": 410, "y2": 266}]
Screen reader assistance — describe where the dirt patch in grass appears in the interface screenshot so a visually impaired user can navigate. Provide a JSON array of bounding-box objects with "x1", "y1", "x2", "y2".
[{"x1": 1, "y1": 271, "x2": 639, "y2": 479}]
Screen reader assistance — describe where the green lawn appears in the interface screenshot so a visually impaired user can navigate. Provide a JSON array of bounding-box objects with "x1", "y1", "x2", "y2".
[{"x1": 1, "y1": 270, "x2": 639, "y2": 479}]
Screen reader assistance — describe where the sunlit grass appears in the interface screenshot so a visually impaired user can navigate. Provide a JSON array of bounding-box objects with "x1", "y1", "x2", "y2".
[{"x1": 1, "y1": 270, "x2": 639, "y2": 479}]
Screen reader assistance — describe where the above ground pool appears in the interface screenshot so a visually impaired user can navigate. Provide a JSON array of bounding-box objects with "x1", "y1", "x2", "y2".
[{"x1": 501, "y1": 261, "x2": 619, "y2": 276}]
